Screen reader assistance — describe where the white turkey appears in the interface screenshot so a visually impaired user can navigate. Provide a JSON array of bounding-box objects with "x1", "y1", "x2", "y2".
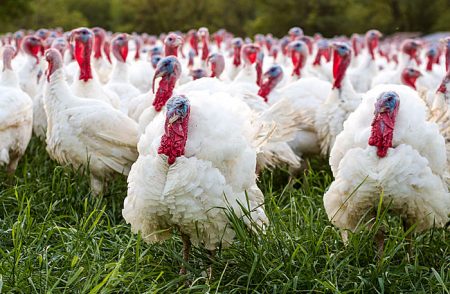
[
  {"x1": 70, "y1": 28, "x2": 121, "y2": 109},
  {"x1": 32, "y1": 37, "x2": 70, "y2": 139},
  {"x1": 123, "y1": 94, "x2": 268, "y2": 275},
  {"x1": 315, "y1": 42, "x2": 361, "y2": 156},
  {"x1": 43, "y1": 48, "x2": 139, "y2": 195},
  {"x1": 17, "y1": 35, "x2": 44, "y2": 99},
  {"x1": 92, "y1": 27, "x2": 112, "y2": 84},
  {"x1": 0, "y1": 46, "x2": 33, "y2": 174},
  {"x1": 371, "y1": 39, "x2": 421, "y2": 87},
  {"x1": 325, "y1": 85, "x2": 450, "y2": 253},
  {"x1": 105, "y1": 33, "x2": 141, "y2": 112},
  {"x1": 135, "y1": 56, "x2": 181, "y2": 133},
  {"x1": 129, "y1": 35, "x2": 155, "y2": 94},
  {"x1": 348, "y1": 30, "x2": 382, "y2": 92}
]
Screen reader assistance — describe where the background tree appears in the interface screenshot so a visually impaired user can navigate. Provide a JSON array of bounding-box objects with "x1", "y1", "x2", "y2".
[{"x1": 0, "y1": 0, "x2": 448, "y2": 36}]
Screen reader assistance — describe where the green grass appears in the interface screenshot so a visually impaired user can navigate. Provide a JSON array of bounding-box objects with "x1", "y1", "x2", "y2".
[{"x1": 0, "y1": 138, "x2": 449, "y2": 293}]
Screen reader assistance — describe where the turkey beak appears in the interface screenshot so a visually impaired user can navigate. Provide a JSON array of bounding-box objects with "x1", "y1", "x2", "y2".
[
  {"x1": 169, "y1": 114, "x2": 180, "y2": 124},
  {"x1": 152, "y1": 67, "x2": 166, "y2": 93}
]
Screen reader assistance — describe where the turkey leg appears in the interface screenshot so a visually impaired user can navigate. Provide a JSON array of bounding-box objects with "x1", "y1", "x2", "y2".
[{"x1": 179, "y1": 233, "x2": 191, "y2": 275}]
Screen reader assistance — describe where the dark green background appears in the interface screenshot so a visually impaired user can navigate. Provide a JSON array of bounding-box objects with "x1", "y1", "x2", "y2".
[{"x1": 0, "y1": 0, "x2": 449, "y2": 36}]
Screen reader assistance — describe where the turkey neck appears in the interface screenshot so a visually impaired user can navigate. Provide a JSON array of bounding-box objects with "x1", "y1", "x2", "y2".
[
  {"x1": 45, "y1": 68, "x2": 72, "y2": 121},
  {"x1": 401, "y1": 72, "x2": 418, "y2": 90},
  {"x1": 75, "y1": 40, "x2": 93, "y2": 82},
  {"x1": 291, "y1": 53, "x2": 304, "y2": 77},
  {"x1": 368, "y1": 104, "x2": 400, "y2": 158},
  {"x1": 110, "y1": 61, "x2": 129, "y2": 82},
  {"x1": 256, "y1": 60, "x2": 263, "y2": 86},
  {"x1": 328, "y1": 53, "x2": 358, "y2": 106},
  {"x1": 426, "y1": 55, "x2": 434, "y2": 71},
  {"x1": 233, "y1": 47, "x2": 241, "y2": 67},
  {"x1": 153, "y1": 76, "x2": 177, "y2": 111},
  {"x1": 0, "y1": 68, "x2": 19, "y2": 88},
  {"x1": 0, "y1": 51, "x2": 18, "y2": 87},
  {"x1": 158, "y1": 109, "x2": 190, "y2": 165},
  {"x1": 93, "y1": 35, "x2": 103, "y2": 59},
  {"x1": 258, "y1": 78, "x2": 278, "y2": 102},
  {"x1": 201, "y1": 38, "x2": 209, "y2": 61},
  {"x1": 165, "y1": 45, "x2": 178, "y2": 57}
]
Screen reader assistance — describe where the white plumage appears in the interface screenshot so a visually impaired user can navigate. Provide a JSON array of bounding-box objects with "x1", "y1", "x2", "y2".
[
  {"x1": 123, "y1": 93, "x2": 268, "y2": 269},
  {"x1": 43, "y1": 49, "x2": 138, "y2": 195},
  {"x1": 0, "y1": 46, "x2": 33, "y2": 174},
  {"x1": 325, "y1": 84, "x2": 450, "y2": 234}
]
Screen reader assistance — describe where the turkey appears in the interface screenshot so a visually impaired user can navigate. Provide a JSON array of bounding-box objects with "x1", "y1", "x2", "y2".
[
  {"x1": 400, "y1": 67, "x2": 422, "y2": 90},
  {"x1": 44, "y1": 48, "x2": 139, "y2": 195},
  {"x1": 227, "y1": 37, "x2": 243, "y2": 81},
  {"x1": 92, "y1": 27, "x2": 112, "y2": 84},
  {"x1": 0, "y1": 46, "x2": 33, "y2": 174},
  {"x1": 371, "y1": 39, "x2": 421, "y2": 87},
  {"x1": 129, "y1": 35, "x2": 155, "y2": 94},
  {"x1": 70, "y1": 28, "x2": 121, "y2": 109},
  {"x1": 315, "y1": 42, "x2": 361, "y2": 156},
  {"x1": 133, "y1": 56, "x2": 182, "y2": 132},
  {"x1": 325, "y1": 85, "x2": 450, "y2": 253},
  {"x1": 104, "y1": 33, "x2": 140, "y2": 112},
  {"x1": 123, "y1": 94, "x2": 268, "y2": 275},
  {"x1": 348, "y1": 30, "x2": 381, "y2": 92},
  {"x1": 206, "y1": 52, "x2": 226, "y2": 79},
  {"x1": 17, "y1": 35, "x2": 44, "y2": 99},
  {"x1": 33, "y1": 37, "x2": 70, "y2": 139}
]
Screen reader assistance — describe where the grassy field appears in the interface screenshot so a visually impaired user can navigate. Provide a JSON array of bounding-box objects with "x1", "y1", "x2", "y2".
[{"x1": 0, "y1": 138, "x2": 449, "y2": 293}]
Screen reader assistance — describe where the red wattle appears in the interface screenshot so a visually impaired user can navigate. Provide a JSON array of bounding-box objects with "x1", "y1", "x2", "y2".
[
  {"x1": 368, "y1": 101, "x2": 399, "y2": 158},
  {"x1": 201, "y1": 39, "x2": 209, "y2": 61},
  {"x1": 368, "y1": 113, "x2": 395, "y2": 157},
  {"x1": 189, "y1": 36, "x2": 198, "y2": 55},
  {"x1": 257, "y1": 81, "x2": 272, "y2": 102},
  {"x1": 292, "y1": 53, "x2": 303, "y2": 77},
  {"x1": 93, "y1": 36, "x2": 102, "y2": 59},
  {"x1": 75, "y1": 41, "x2": 93, "y2": 81},
  {"x1": 256, "y1": 61, "x2": 263, "y2": 86},
  {"x1": 165, "y1": 46, "x2": 178, "y2": 57},
  {"x1": 158, "y1": 109, "x2": 190, "y2": 165},
  {"x1": 104, "y1": 41, "x2": 112, "y2": 64},
  {"x1": 215, "y1": 35, "x2": 222, "y2": 49},
  {"x1": 119, "y1": 44, "x2": 128, "y2": 62},
  {"x1": 332, "y1": 51, "x2": 350, "y2": 89},
  {"x1": 352, "y1": 38, "x2": 359, "y2": 57},
  {"x1": 426, "y1": 56, "x2": 433, "y2": 71},
  {"x1": 368, "y1": 38, "x2": 378, "y2": 60},
  {"x1": 313, "y1": 50, "x2": 322, "y2": 66},
  {"x1": 437, "y1": 73, "x2": 449, "y2": 94},
  {"x1": 401, "y1": 74, "x2": 417, "y2": 90},
  {"x1": 134, "y1": 41, "x2": 140, "y2": 60},
  {"x1": 233, "y1": 48, "x2": 241, "y2": 66},
  {"x1": 152, "y1": 76, "x2": 177, "y2": 112},
  {"x1": 210, "y1": 63, "x2": 216, "y2": 77}
]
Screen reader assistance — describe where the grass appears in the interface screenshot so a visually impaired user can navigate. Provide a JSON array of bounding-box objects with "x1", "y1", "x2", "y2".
[{"x1": 0, "y1": 137, "x2": 449, "y2": 293}]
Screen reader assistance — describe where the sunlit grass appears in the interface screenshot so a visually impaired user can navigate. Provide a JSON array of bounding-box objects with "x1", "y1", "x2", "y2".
[{"x1": 0, "y1": 138, "x2": 449, "y2": 293}]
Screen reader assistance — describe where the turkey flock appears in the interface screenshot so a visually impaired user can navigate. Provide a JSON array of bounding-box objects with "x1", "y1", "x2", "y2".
[{"x1": 1, "y1": 26, "x2": 450, "y2": 275}]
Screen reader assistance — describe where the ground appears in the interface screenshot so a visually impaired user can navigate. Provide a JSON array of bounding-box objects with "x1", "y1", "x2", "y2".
[{"x1": 0, "y1": 138, "x2": 449, "y2": 293}]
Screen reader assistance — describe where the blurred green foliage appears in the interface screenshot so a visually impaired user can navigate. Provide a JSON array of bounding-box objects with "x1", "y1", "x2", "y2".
[{"x1": 0, "y1": 0, "x2": 449, "y2": 36}]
